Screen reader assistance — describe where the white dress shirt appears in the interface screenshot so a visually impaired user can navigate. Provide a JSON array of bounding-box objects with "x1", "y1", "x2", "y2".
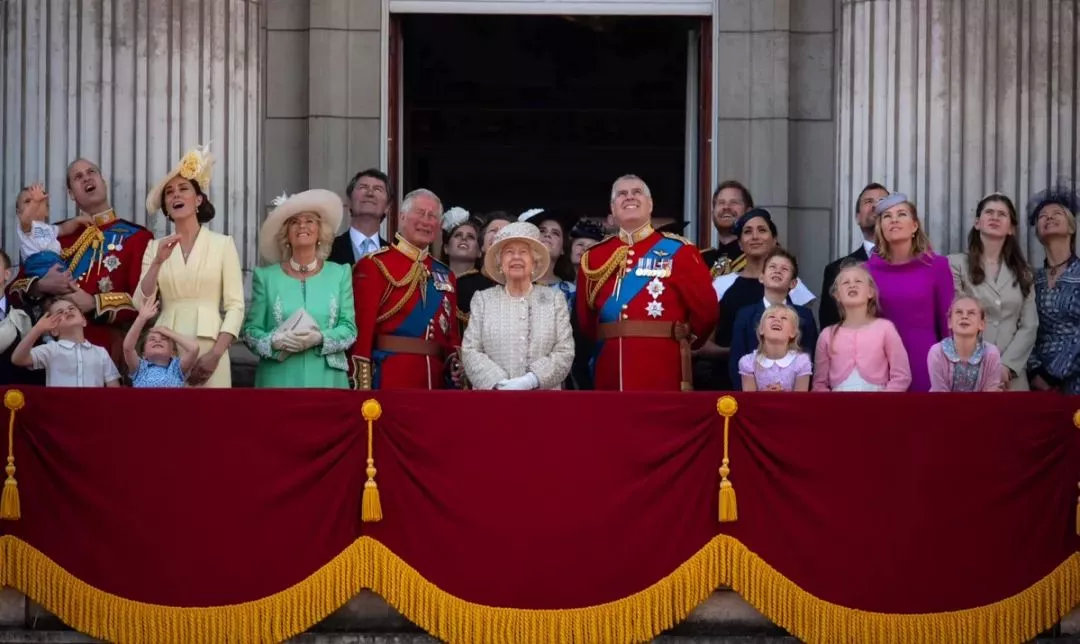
[
  {"x1": 30, "y1": 339, "x2": 120, "y2": 387},
  {"x1": 349, "y1": 228, "x2": 381, "y2": 261},
  {"x1": 863, "y1": 239, "x2": 876, "y2": 258}
]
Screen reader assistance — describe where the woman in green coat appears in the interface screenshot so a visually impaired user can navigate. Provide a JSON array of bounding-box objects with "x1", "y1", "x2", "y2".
[{"x1": 242, "y1": 189, "x2": 356, "y2": 388}]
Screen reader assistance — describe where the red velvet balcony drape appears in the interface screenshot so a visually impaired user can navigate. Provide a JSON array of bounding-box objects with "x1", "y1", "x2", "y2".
[{"x1": 0, "y1": 388, "x2": 1076, "y2": 643}]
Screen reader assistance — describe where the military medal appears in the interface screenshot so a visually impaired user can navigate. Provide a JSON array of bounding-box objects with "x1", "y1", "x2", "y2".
[
  {"x1": 97, "y1": 276, "x2": 113, "y2": 293},
  {"x1": 646, "y1": 300, "x2": 664, "y2": 318},
  {"x1": 107, "y1": 234, "x2": 123, "y2": 252},
  {"x1": 439, "y1": 313, "x2": 449, "y2": 334},
  {"x1": 433, "y1": 269, "x2": 454, "y2": 292},
  {"x1": 103, "y1": 255, "x2": 121, "y2": 272},
  {"x1": 646, "y1": 277, "x2": 665, "y2": 298}
]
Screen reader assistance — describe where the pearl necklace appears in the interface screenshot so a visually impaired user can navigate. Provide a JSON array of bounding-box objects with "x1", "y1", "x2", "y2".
[{"x1": 289, "y1": 257, "x2": 318, "y2": 273}]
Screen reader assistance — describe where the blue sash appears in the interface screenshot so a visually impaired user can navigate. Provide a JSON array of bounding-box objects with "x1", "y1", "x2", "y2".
[
  {"x1": 372, "y1": 274, "x2": 444, "y2": 388},
  {"x1": 592, "y1": 236, "x2": 682, "y2": 379},
  {"x1": 598, "y1": 237, "x2": 681, "y2": 323}
]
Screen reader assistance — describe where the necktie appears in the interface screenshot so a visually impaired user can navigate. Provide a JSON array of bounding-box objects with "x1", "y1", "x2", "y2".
[{"x1": 360, "y1": 238, "x2": 376, "y2": 258}]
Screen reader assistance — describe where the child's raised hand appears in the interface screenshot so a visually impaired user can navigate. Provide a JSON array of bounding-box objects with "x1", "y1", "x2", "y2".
[
  {"x1": 137, "y1": 296, "x2": 159, "y2": 320},
  {"x1": 32, "y1": 313, "x2": 59, "y2": 333},
  {"x1": 75, "y1": 213, "x2": 93, "y2": 226},
  {"x1": 26, "y1": 184, "x2": 47, "y2": 203}
]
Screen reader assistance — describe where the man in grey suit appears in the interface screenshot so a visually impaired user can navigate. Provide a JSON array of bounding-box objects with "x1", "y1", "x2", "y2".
[{"x1": 328, "y1": 168, "x2": 391, "y2": 265}]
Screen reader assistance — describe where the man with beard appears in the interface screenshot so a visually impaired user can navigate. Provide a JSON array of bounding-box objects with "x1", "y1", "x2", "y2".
[
  {"x1": 7, "y1": 159, "x2": 153, "y2": 360},
  {"x1": 818, "y1": 182, "x2": 889, "y2": 328},
  {"x1": 329, "y1": 168, "x2": 391, "y2": 265},
  {"x1": 701, "y1": 180, "x2": 753, "y2": 277}
]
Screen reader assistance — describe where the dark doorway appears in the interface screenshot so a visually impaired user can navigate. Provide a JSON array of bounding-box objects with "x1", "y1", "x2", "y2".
[{"x1": 399, "y1": 14, "x2": 699, "y2": 221}]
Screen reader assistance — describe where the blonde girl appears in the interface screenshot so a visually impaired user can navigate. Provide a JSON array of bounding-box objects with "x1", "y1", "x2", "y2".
[
  {"x1": 813, "y1": 263, "x2": 911, "y2": 391},
  {"x1": 738, "y1": 303, "x2": 812, "y2": 391}
]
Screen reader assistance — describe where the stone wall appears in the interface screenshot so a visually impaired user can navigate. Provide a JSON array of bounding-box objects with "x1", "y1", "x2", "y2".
[
  {"x1": 713, "y1": 0, "x2": 837, "y2": 299},
  {"x1": 264, "y1": 0, "x2": 383, "y2": 211}
]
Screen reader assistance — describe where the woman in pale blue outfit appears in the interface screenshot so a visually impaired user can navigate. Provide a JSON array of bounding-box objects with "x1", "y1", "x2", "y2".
[{"x1": 242, "y1": 189, "x2": 356, "y2": 388}]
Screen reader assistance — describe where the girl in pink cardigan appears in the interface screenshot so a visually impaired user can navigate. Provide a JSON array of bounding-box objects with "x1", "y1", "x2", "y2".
[
  {"x1": 926, "y1": 296, "x2": 1004, "y2": 392},
  {"x1": 813, "y1": 264, "x2": 912, "y2": 391}
]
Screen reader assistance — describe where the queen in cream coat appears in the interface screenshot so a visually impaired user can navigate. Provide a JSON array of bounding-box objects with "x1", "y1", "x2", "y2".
[
  {"x1": 135, "y1": 145, "x2": 245, "y2": 387},
  {"x1": 461, "y1": 222, "x2": 574, "y2": 390},
  {"x1": 949, "y1": 255, "x2": 1037, "y2": 391}
]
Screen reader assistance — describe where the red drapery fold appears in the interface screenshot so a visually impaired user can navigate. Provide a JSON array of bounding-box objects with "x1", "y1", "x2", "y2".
[{"x1": 0, "y1": 387, "x2": 1076, "y2": 642}]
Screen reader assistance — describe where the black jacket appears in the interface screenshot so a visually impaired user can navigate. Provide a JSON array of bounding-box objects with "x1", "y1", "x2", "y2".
[
  {"x1": 818, "y1": 245, "x2": 870, "y2": 329},
  {"x1": 328, "y1": 231, "x2": 389, "y2": 266}
]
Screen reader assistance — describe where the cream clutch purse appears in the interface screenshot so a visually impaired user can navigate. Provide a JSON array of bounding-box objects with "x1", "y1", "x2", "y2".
[{"x1": 273, "y1": 309, "x2": 321, "y2": 350}]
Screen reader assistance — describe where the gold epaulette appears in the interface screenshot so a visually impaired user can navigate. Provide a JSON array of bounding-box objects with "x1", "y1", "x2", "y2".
[
  {"x1": 8, "y1": 277, "x2": 33, "y2": 295},
  {"x1": 97, "y1": 292, "x2": 133, "y2": 313},
  {"x1": 661, "y1": 231, "x2": 692, "y2": 245},
  {"x1": 580, "y1": 244, "x2": 629, "y2": 310}
]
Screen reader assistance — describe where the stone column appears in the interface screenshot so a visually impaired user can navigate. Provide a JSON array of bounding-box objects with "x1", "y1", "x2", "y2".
[
  {"x1": 264, "y1": 0, "x2": 382, "y2": 206},
  {"x1": 835, "y1": 0, "x2": 1079, "y2": 260},
  {"x1": 714, "y1": 0, "x2": 837, "y2": 297}
]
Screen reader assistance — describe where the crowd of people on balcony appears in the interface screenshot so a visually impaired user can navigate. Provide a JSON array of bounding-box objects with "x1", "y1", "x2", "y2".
[{"x1": 0, "y1": 143, "x2": 1078, "y2": 394}]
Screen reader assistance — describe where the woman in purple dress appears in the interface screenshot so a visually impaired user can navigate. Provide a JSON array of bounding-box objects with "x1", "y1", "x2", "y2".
[{"x1": 866, "y1": 193, "x2": 955, "y2": 391}]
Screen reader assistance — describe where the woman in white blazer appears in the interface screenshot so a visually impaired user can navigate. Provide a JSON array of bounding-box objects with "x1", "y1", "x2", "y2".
[
  {"x1": 461, "y1": 222, "x2": 573, "y2": 390},
  {"x1": 134, "y1": 145, "x2": 245, "y2": 387},
  {"x1": 948, "y1": 193, "x2": 1037, "y2": 390}
]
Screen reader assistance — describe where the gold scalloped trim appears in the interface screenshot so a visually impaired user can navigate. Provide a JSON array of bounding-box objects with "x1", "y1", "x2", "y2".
[{"x1": 0, "y1": 534, "x2": 1077, "y2": 644}]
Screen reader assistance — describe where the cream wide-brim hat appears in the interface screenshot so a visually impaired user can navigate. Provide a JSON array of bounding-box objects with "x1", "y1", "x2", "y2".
[
  {"x1": 145, "y1": 144, "x2": 215, "y2": 215},
  {"x1": 259, "y1": 189, "x2": 345, "y2": 263},
  {"x1": 483, "y1": 221, "x2": 551, "y2": 285}
]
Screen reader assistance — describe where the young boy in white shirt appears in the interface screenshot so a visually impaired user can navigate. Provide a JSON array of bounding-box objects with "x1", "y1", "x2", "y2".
[{"x1": 11, "y1": 296, "x2": 120, "y2": 387}]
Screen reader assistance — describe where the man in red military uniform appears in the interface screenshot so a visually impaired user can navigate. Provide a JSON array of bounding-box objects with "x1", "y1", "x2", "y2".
[
  {"x1": 8, "y1": 159, "x2": 153, "y2": 361},
  {"x1": 350, "y1": 188, "x2": 461, "y2": 390},
  {"x1": 577, "y1": 174, "x2": 717, "y2": 391}
]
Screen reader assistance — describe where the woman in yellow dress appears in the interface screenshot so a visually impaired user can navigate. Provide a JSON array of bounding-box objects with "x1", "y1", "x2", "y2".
[{"x1": 134, "y1": 145, "x2": 245, "y2": 387}]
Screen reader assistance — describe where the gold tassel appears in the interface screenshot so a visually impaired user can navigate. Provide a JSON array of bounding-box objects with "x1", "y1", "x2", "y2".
[
  {"x1": 361, "y1": 399, "x2": 383, "y2": 523},
  {"x1": 1, "y1": 390, "x2": 25, "y2": 521},
  {"x1": 716, "y1": 396, "x2": 738, "y2": 523}
]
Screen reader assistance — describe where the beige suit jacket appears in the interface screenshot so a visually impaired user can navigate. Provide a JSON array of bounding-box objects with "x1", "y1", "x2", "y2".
[{"x1": 461, "y1": 285, "x2": 574, "y2": 390}]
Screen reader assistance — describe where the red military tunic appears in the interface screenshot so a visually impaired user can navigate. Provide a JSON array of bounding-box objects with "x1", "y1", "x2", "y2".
[
  {"x1": 8, "y1": 210, "x2": 152, "y2": 357},
  {"x1": 576, "y1": 226, "x2": 717, "y2": 391},
  {"x1": 350, "y1": 238, "x2": 461, "y2": 390}
]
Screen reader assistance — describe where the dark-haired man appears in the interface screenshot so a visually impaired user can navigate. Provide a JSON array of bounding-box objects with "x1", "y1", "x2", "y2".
[
  {"x1": 329, "y1": 168, "x2": 392, "y2": 265},
  {"x1": 701, "y1": 179, "x2": 753, "y2": 276},
  {"x1": 818, "y1": 182, "x2": 889, "y2": 328},
  {"x1": 7, "y1": 158, "x2": 152, "y2": 359}
]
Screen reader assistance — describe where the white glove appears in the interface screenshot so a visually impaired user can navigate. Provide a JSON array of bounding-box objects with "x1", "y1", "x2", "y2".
[
  {"x1": 495, "y1": 372, "x2": 539, "y2": 391},
  {"x1": 271, "y1": 331, "x2": 305, "y2": 353},
  {"x1": 291, "y1": 328, "x2": 323, "y2": 351}
]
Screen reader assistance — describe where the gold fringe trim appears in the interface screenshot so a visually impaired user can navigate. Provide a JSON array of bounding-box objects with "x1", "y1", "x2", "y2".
[{"x1": 0, "y1": 534, "x2": 1077, "y2": 644}]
